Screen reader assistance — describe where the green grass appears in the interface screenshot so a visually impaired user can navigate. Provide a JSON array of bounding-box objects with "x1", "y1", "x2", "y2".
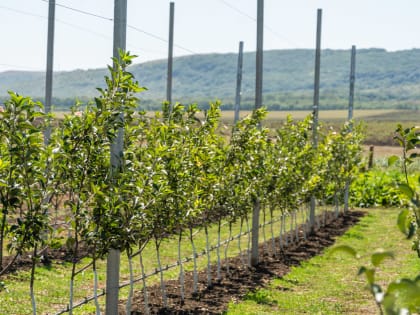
[{"x1": 225, "y1": 208, "x2": 420, "y2": 315}]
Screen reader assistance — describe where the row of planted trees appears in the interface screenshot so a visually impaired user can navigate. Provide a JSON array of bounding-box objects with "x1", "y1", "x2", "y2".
[{"x1": 0, "y1": 52, "x2": 364, "y2": 314}]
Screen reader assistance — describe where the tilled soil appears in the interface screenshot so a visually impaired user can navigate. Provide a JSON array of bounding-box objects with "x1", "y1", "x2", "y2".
[{"x1": 123, "y1": 210, "x2": 365, "y2": 315}]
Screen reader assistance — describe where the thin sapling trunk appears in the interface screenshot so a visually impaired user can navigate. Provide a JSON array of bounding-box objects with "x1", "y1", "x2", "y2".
[
  {"x1": 224, "y1": 221, "x2": 232, "y2": 275},
  {"x1": 178, "y1": 231, "x2": 185, "y2": 302},
  {"x1": 245, "y1": 214, "x2": 251, "y2": 267},
  {"x1": 155, "y1": 237, "x2": 167, "y2": 307},
  {"x1": 69, "y1": 228, "x2": 79, "y2": 315},
  {"x1": 204, "y1": 225, "x2": 212, "y2": 288},
  {"x1": 216, "y1": 220, "x2": 221, "y2": 282},
  {"x1": 262, "y1": 204, "x2": 267, "y2": 255},
  {"x1": 289, "y1": 212, "x2": 294, "y2": 244},
  {"x1": 301, "y1": 206, "x2": 307, "y2": 240},
  {"x1": 238, "y1": 216, "x2": 244, "y2": 265},
  {"x1": 125, "y1": 253, "x2": 134, "y2": 315},
  {"x1": 189, "y1": 227, "x2": 198, "y2": 294},
  {"x1": 139, "y1": 251, "x2": 150, "y2": 315},
  {"x1": 0, "y1": 206, "x2": 8, "y2": 268},
  {"x1": 334, "y1": 192, "x2": 339, "y2": 218},
  {"x1": 93, "y1": 257, "x2": 101, "y2": 315},
  {"x1": 269, "y1": 205, "x2": 276, "y2": 257},
  {"x1": 279, "y1": 213, "x2": 283, "y2": 251},
  {"x1": 30, "y1": 245, "x2": 38, "y2": 315}
]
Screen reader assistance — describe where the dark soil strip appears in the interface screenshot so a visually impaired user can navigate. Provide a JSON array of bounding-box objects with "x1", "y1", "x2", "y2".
[{"x1": 124, "y1": 210, "x2": 365, "y2": 315}]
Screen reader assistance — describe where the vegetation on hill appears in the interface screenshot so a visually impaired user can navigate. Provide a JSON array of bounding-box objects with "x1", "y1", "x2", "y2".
[{"x1": 2, "y1": 48, "x2": 420, "y2": 110}]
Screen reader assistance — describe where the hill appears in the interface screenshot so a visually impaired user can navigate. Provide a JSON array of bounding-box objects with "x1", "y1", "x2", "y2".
[{"x1": 1, "y1": 48, "x2": 420, "y2": 110}]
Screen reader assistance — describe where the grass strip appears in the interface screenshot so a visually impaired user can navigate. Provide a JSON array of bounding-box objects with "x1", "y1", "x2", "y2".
[{"x1": 225, "y1": 208, "x2": 420, "y2": 315}]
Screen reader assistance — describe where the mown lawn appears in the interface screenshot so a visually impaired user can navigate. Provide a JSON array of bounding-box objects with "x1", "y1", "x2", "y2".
[{"x1": 225, "y1": 208, "x2": 420, "y2": 315}]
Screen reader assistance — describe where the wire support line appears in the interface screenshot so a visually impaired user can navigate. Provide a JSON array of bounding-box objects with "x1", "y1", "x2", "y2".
[
  {"x1": 56, "y1": 18, "x2": 112, "y2": 40},
  {"x1": 40, "y1": 0, "x2": 112, "y2": 21},
  {"x1": 53, "y1": 205, "x2": 315, "y2": 315},
  {"x1": 216, "y1": 0, "x2": 302, "y2": 48},
  {"x1": 217, "y1": 0, "x2": 256, "y2": 21},
  {"x1": 127, "y1": 25, "x2": 197, "y2": 55},
  {"x1": 0, "y1": 4, "x2": 46, "y2": 19},
  {"x1": 40, "y1": 0, "x2": 197, "y2": 55},
  {"x1": 1, "y1": 3, "x2": 170, "y2": 68},
  {"x1": 52, "y1": 195, "x2": 345, "y2": 315}
]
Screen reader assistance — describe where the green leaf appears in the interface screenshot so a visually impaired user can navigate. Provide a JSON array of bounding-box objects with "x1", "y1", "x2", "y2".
[
  {"x1": 409, "y1": 152, "x2": 419, "y2": 159},
  {"x1": 385, "y1": 279, "x2": 420, "y2": 313},
  {"x1": 371, "y1": 250, "x2": 394, "y2": 267},
  {"x1": 397, "y1": 209, "x2": 410, "y2": 236},
  {"x1": 407, "y1": 221, "x2": 416, "y2": 240},
  {"x1": 388, "y1": 155, "x2": 399, "y2": 166},
  {"x1": 329, "y1": 245, "x2": 358, "y2": 258},
  {"x1": 358, "y1": 266, "x2": 375, "y2": 285},
  {"x1": 398, "y1": 183, "x2": 414, "y2": 199}
]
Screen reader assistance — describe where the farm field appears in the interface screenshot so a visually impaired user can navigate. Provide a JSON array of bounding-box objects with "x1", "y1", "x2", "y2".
[
  {"x1": 53, "y1": 108, "x2": 402, "y2": 120},
  {"x1": 219, "y1": 109, "x2": 417, "y2": 146},
  {"x1": 218, "y1": 109, "x2": 401, "y2": 121},
  {"x1": 192, "y1": 108, "x2": 415, "y2": 146}
]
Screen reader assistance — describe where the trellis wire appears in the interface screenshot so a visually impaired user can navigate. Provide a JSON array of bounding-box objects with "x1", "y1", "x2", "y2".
[{"x1": 54, "y1": 199, "x2": 344, "y2": 315}]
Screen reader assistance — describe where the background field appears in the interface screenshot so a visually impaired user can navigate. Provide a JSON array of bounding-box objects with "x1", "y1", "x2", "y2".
[{"x1": 204, "y1": 109, "x2": 415, "y2": 146}]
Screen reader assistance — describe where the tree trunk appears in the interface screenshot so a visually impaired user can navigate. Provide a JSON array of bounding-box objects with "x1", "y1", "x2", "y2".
[
  {"x1": 225, "y1": 221, "x2": 232, "y2": 275},
  {"x1": 216, "y1": 220, "x2": 222, "y2": 281},
  {"x1": 178, "y1": 231, "x2": 185, "y2": 302},
  {"x1": 30, "y1": 245, "x2": 38, "y2": 315},
  {"x1": 125, "y1": 254, "x2": 134, "y2": 315},
  {"x1": 204, "y1": 226, "x2": 212, "y2": 287},
  {"x1": 189, "y1": 227, "x2": 198, "y2": 294},
  {"x1": 155, "y1": 238, "x2": 167, "y2": 307},
  {"x1": 93, "y1": 258, "x2": 101, "y2": 315},
  {"x1": 139, "y1": 252, "x2": 150, "y2": 315}
]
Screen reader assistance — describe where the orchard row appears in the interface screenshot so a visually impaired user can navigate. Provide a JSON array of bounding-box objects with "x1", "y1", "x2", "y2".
[{"x1": 0, "y1": 52, "x2": 364, "y2": 313}]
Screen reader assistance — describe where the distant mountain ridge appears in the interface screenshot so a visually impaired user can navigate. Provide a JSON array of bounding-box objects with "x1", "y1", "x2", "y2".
[{"x1": 1, "y1": 48, "x2": 420, "y2": 110}]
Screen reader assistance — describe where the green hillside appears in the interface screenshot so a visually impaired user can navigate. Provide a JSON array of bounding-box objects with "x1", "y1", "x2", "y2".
[{"x1": 1, "y1": 48, "x2": 420, "y2": 110}]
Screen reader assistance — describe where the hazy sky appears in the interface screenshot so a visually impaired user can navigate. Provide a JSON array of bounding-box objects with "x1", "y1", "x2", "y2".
[{"x1": 1, "y1": 0, "x2": 419, "y2": 72}]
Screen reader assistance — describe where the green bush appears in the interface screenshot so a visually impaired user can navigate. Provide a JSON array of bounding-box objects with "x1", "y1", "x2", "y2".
[{"x1": 350, "y1": 169, "x2": 408, "y2": 208}]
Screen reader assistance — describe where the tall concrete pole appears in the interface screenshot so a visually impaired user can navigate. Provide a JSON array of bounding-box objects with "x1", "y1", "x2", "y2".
[
  {"x1": 348, "y1": 45, "x2": 356, "y2": 122},
  {"x1": 44, "y1": 0, "x2": 55, "y2": 143},
  {"x1": 312, "y1": 8, "x2": 322, "y2": 148},
  {"x1": 251, "y1": 0, "x2": 264, "y2": 267},
  {"x1": 310, "y1": 8, "x2": 322, "y2": 230},
  {"x1": 166, "y1": 2, "x2": 175, "y2": 106},
  {"x1": 344, "y1": 45, "x2": 356, "y2": 212},
  {"x1": 234, "y1": 41, "x2": 244, "y2": 124},
  {"x1": 255, "y1": 1, "x2": 264, "y2": 112},
  {"x1": 106, "y1": 1, "x2": 127, "y2": 313}
]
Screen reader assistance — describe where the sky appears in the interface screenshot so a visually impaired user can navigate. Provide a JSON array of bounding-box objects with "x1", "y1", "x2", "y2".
[{"x1": 1, "y1": 0, "x2": 420, "y2": 72}]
